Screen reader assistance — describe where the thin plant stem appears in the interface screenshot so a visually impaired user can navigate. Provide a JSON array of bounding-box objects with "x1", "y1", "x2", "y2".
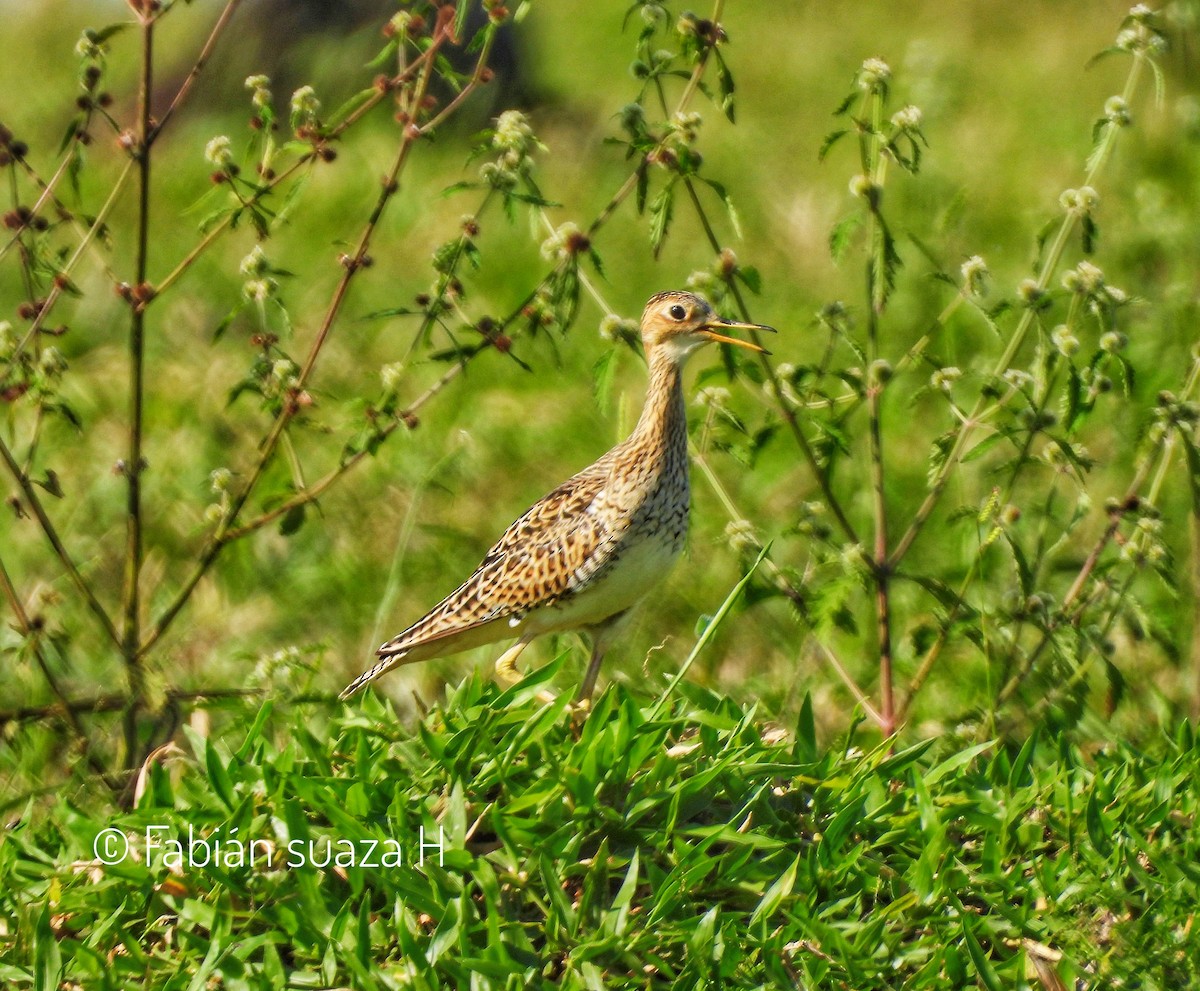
[
  {"x1": 648, "y1": 544, "x2": 766, "y2": 721},
  {"x1": 16, "y1": 158, "x2": 135, "y2": 354},
  {"x1": 678, "y1": 176, "x2": 860, "y2": 546},
  {"x1": 148, "y1": 0, "x2": 246, "y2": 144},
  {"x1": 121, "y1": 13, "x2": 155, "y2": 772}
]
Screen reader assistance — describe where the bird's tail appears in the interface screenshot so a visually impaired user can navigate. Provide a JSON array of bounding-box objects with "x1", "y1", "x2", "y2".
[{"x1": 337, "y1": 647, "x2": 410, "y2": 700}]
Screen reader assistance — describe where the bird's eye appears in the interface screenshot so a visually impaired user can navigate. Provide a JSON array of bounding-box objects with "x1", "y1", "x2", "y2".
[{"x1": 669, "y1": 304, "x2": 687, "y2": 321}]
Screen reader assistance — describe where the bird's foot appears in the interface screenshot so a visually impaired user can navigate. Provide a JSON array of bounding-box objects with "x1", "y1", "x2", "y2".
[
  {"x1": 494, "y1": 641, "x2": 558, "y2": 704},
  {"x1": 568, "y1": 695, "x2": 592, "y2": 736},
  {"x1": 493, "y1": 640, "x2": 528, "y2": 687}
]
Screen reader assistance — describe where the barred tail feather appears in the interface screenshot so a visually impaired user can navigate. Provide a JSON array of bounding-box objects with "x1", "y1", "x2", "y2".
[{"x1": 338, "y1": 647, "x2": 410, "y2": 699}]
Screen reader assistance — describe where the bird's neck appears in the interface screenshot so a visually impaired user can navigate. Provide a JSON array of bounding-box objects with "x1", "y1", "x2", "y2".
[{"x1": 628, "y1": 347, "x2": 687, "y2": 456}]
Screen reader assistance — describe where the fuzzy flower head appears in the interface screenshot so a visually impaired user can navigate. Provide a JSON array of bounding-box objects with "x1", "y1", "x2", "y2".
[
  {"x1": 380, "y1": 361, "x2": 405, "y2": 395},
  {"x1": 1116, "y1": 7, "x2": 1166, "y2": 55},
  {"x1": 1105, "y1": 95, "x2": 1132, "y2": 127},
  {"x1": 1100, "y1": 331, "x2": 1128, "y2": 353},
  {"x1": 671, "y1": 110, "x2": 703, "y2": 144},
  {"x1": 245, "y1": 74, "x2": 272, "y2": 109},
  {"x1": 243, "y1": 278, "x2": 276, "y2": 303},
  {"x1": 493, "y1": 110, "x2": 536, "y2": 154},
  {"x1": 39, "y1": 346, "x2": 67, "y2": 379},
  {"x1": 484, "y1": 110, "x2": 543, "y2": 184},
  {"x1": 239, "y1": 245, "x2": 269, "y2": 278},
  {"x1": 75, "y1": 31, "x2": 104, "y2": 61},
  {"x1": 1062, "y1": 260, "x2": 1105, "y2": 295},
  {"x1": 289, "y1": 85, "x2": 320, "y2": 130},
  {"x1": 0, "y1": 320, "x2": 14, "y2": 359},
  {"x1": 694, "y1": 385, "x2": 731, "y2": 409},
  {"x1": 724, "y1": 518, "x2": 760, "y2": 553},
  {"x1": 1017, "y1": 278, "x2": 1048, "y2": 309},
  {"x1": 1003, "y1": 368, "x2": 1034, "y2": 391},
  {"x1": 210, "y1": 467, "x2": 233, "y2": 493},
  {"x1": 1051, "y1": 324, "x2": 1081, "y2": 357},
  {"x1": 539, "y1": 221, "x2": 588, "y2": 263},
  {"x1": 598, "y1": 314, "x2": 638, "y2": 343},
  {"x1": 890, "y1": 105, "x2": 923, "y2": 131},
  {"x1": 204, "y1": 135, "x2": 233, "y2": 167},
  {"x1": 271, "y1": 358, "x2": 298, "y2": 386},
  {"x1": 858, "y1": 57, "x2": 891, "y2": 92},
  {"x1": 1060, "y1": 186, "x2": 1100, "y2": 216},
  {"x1": 686, "y1": 269, "x2": 720, "y2": 298},
  {"x1": 931, "y1": 366, "x2": 961, "y2": 392},
  {"x1": 960, "y1": 255, "x2": 989, "y2": 297}
]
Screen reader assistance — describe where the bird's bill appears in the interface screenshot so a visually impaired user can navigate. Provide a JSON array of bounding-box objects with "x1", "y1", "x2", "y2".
[{"x1": 699, "y1": 319, "x2": 776, "y2": 354}]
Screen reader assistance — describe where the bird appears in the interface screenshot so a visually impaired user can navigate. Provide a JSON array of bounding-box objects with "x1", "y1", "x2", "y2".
[{"x1": 340, "y1": 290, "x2": 773, "y2": 702}]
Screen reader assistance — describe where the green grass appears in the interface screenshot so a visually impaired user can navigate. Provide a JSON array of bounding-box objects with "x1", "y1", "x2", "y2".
[{"x1": 2, "y1": 673, "x2": 1198, "y2": 988}]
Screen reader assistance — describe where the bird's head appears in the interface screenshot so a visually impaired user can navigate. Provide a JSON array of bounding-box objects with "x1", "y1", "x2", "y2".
[{"x1": 639, "y1": 290, "x2": 774, "y2": 362}]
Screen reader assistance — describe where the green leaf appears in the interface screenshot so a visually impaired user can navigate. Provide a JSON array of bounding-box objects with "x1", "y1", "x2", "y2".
[
  {"x1": 713, "y1": 50, "x2": 736, "y2": 122},
  {"x1": 750, "y1": 854, "x2": 798, "y2": 926},
  {"x1": 279, "y1": 502, "x2": 306, "y2": 537},
  {"x1": 649, "y1": 181, "x2": 675, "y2": 257},
  {"x1": 828, "y1": 213, "x2": 862, "y2": 263},
  {"x1": 960, "y1": 916, "x2": 1004, "y2": 991},
  {"x1": 818, "y1": 128, "x2": 849, "y2": 160},
  {"x1": 925, "y1": 740, "x2": 995, "y2": 785},
  {"x1": 33, "y1": 905, "x2": 61, "y2": 991},
  {"x1": 205, "y1": 738, "x2": 235, "y2": 809}
]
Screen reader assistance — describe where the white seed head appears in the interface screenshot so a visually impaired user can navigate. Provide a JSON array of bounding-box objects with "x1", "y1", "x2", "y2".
[
  {"x1": 539, "y1": 221, "x2": 581, "y2": 262},
  {"x1": 695, "y1": 386, "x2": 732, "y2": 409},
  {"x1": 1017, "y1": 278, "x2": 1045, "y2": 306},
  {"x1": 858, "y1": 58, "x2": 891, "y2": 90},
  {"x1": 960, "y1": 255, "x2": 989, "y2": 295},
  {"x1": 210, "y1": 467, "x2": 233, "y2": 493},
  {"x1": 290, "y1": 85, "x2": 320, "y2": 118},
  {"x1": 239, "y1": 245, "x2": 268, "y2": 278},
  {"x1": 724, "y1": 519, "x2": 759, "y2": 552},
  {"x1": 890, "y1": 105, "x2": 923, "y2": 130},
  {"x1": 242, "y1": 278, "x2": 275, "y2": 302},
  {"x1": 1051, "y1": 324, "x2": 1080, "y2": 357},
  {"x1": 1100, "y1": 331, "x2": 1128, "y2": 353},
  {"x1": 931, "y1": 366, "x2": 961, "y2": 391},
  {"x1": 204, "y1": 135, "x2": 233, "y2": 167},
  {"x1": 1003, "y1": 368, "x2": 1034, "y2": 391},
  {"x1": 39, "y1": 346, "x2": 68, "y2": 377},
  {"x1": 672, "y1": 111, "x2": 703, "y2": 144},
  {"x1": 1104, "y1": 95, "x2": 1131, "y2": 126},
  {"x1": 493, "y1": 110, "x2": 535, "y2": 152},
  {"x1": 381, "y1": 361, "x2": 405, "y2": 394}
]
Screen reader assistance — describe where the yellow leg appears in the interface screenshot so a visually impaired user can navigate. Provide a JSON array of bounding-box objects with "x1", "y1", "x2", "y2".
[{"x1": 494, "y1": 637, "x2": 532, "y2": 687}]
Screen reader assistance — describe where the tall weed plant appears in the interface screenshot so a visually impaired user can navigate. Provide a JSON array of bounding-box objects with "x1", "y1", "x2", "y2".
[{"x1": 0, "y1": 1, "x2": 1197, "y2": 799}]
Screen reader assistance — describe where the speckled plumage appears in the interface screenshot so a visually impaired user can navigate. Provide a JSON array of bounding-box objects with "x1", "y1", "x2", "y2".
[{"x1": 340, "y1": 291, "x2": 771, "y2": 700}]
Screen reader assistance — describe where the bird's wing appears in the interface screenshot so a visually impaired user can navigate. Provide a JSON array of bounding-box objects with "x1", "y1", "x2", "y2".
[{"x1": 340, "y1": 453, "x2": 623, "y2": 698}]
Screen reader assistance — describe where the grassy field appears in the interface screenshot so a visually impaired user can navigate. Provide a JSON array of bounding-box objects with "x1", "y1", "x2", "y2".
[{"x1": 2, "y1": 0, "x2": 1200, "y2": 985}]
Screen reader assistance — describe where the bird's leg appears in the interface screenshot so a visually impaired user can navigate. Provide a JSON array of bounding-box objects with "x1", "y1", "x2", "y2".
[
  {"x1": 575, "y1": 640, "x2": 608, "y2": 707},
  {"x1": 575, "y1": 611, "x2": 631, "y2": 707},
  {"x1": 494, "y1": 636, "x2": 532, "y2": 687}
]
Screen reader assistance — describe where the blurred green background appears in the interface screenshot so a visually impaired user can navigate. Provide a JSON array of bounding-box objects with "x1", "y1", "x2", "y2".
[{"x1": 2, "y1": 0, "x2": 1198, "y2": 761}]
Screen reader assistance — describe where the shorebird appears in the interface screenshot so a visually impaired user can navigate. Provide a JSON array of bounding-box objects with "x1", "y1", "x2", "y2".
[{"x1": 340, "y1": 290, "x2": 773, "y2": 702}]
